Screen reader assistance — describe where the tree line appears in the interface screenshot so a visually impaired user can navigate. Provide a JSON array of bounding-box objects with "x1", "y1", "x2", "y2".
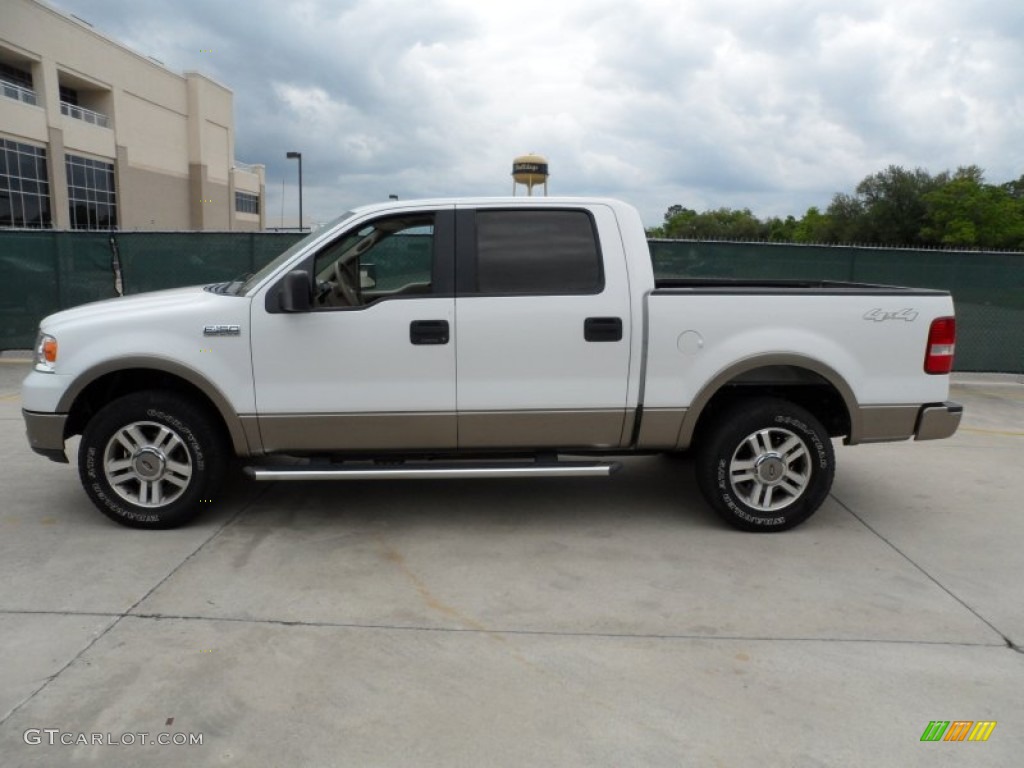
[{"x1": 648, "y1": 165, "x2": 1024, "y2": 250}]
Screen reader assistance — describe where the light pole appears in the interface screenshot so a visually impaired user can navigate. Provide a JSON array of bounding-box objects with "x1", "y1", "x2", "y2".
[{"x1": 286, "y1": 151, "x2": 303, "y2": 231}]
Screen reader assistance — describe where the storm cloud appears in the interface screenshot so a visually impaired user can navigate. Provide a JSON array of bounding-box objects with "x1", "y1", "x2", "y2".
[{"x1": 49, "y1": 0, "x2": 1024, "y2": 227}]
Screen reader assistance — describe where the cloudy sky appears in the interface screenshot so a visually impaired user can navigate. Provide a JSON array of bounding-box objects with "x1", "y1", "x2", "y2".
[{"x1": 49, "y1": 0, "x2": 1024, "y2": 228}]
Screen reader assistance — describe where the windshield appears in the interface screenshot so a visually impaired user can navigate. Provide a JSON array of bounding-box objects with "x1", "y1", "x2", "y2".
[{"x1": 235, "y1": 210, "x2": 357, "y2": 295}]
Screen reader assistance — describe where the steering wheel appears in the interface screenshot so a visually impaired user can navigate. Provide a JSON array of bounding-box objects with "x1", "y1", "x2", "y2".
[{"x1": 332, "y1": 258, "x2": 359, "y2": 306}]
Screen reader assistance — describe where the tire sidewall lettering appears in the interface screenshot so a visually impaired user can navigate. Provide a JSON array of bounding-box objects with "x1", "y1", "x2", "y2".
[
  {"x1": 146, "y1": 408, "x2": 205, "y2": 470},
  {"x1": 774, "y1": 414, "x2": 828, "y2": 469}
]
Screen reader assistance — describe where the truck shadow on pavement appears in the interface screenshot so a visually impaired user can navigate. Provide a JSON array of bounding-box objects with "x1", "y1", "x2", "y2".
[{"x1": 213, "y1": 454, "x2": 720, "y2": 533}]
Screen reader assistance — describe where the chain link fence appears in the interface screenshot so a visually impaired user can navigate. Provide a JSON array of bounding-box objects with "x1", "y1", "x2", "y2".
[{"x1": 1, "y1": 232, "x2": 1020, "y2": 372}]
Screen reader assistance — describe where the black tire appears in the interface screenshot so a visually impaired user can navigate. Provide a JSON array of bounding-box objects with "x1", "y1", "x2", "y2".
[
  {"x1": 695, "y1": 398, "x2": 835, "y2": 532},
  {"x1": 78, "y1": 391, "x2": 227, "y2": 529}
]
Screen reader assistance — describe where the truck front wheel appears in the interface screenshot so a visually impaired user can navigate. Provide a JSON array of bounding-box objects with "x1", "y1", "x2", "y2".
[
  {"x1": 78, "y1": 391, "x2": 226, "y2": 529},
  {"x1": 696, "y1": 398, "x2": 835, "y2": 532}
]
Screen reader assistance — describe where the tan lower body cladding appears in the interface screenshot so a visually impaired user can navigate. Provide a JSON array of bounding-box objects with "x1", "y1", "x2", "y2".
[
  {"x1": 250, "y1": 410, "x2": 630, "y2": 453},
  {"x1": 255, "y1": 413, "x2": 458, "y2": 453},
  {"x1": 243, "y1": 403, "x2": 950, "y2": 454},
  {"x1": 457, "y1": 410, "x2": 627, "y2": 449}
]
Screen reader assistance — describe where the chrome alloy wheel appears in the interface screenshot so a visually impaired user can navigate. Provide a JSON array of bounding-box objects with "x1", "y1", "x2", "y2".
[
  {"x1": 102, "y1": 421, "x2": 193, "y2": 507},
  {"x1": 728, "y1": 427, "x2": 812, "y2": 512}
]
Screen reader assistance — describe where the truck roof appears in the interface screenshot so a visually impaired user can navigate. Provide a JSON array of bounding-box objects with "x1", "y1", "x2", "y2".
[{"x1": 348, "y1": 196, "x2": 635, "y2": 216}]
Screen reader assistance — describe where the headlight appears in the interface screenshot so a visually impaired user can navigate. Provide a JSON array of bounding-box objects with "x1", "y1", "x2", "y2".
[{"x1": 34, "y1": 332, "x2": 58, "y2": 373}]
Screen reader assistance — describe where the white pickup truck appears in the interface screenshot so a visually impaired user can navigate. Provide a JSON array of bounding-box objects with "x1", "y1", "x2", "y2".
[{"x1": 22, "y1": 197, "x2": 962, "y2": 532}]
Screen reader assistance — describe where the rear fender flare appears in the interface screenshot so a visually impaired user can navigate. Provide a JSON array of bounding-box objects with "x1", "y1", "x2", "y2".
[{"x1": 677, "y1": 353, "x2": 859, "y2": 449}]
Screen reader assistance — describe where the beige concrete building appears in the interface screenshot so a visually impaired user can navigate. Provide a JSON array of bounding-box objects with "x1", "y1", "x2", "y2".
[{"x1": 0, "y1": 0, "x2": 265, "y2": 230}]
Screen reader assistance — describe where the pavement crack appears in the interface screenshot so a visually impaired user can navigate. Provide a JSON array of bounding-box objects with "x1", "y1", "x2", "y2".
[
  {"x1": 0, "y1": 484, "x2": 268, "y2": 727},
  {"x1": 831, "y1": 492, "x2": 1016, "y2": 650},
  {"x1": 0, "y1": 614, "x2": 120, "y2": 727},
  {"x1": 32, "y1": 611, "x2": 1008, "y2": 648},
  {"x1": 123, "y1": 483, "x2": 271, "y2": 620},
  {"x1": 0, "y1": 609, "x2": 121, "y2": 618}
]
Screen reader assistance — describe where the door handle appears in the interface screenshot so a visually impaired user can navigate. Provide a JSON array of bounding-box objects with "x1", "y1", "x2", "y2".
[
  {"x1": 410, "y1": 320, "x2": 450, "y2": 345},
  {"x1": 584, "y1": 317, "x2": 623, "y2": 342}
]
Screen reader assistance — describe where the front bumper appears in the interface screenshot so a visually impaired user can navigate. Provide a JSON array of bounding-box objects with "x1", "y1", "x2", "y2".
[
  {"x1": 914, "y1": 401, "x2": 963, "y2": 441},
  {"x1": 23, "y1": 410, "x2": 69, "y2": 463}
]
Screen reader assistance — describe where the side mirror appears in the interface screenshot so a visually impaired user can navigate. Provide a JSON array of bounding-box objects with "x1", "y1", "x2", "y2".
[{"x1": 278, "y1": 270, "x2": 312, "y2": 313}]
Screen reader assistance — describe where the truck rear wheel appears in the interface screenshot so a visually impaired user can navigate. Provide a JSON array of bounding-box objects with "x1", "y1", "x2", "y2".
[
  {"x1": 696, "y1": 398, "x2": 834, "y2": 532},
  {"x1": 78, "y1": 391, "x2": 226, "y2": 529}
]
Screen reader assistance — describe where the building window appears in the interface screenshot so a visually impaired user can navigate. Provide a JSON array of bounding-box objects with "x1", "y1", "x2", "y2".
[
  {"x1": 65, "y1": 154, "x2": 117, "y2": 229},
  {"x1": 0, "y1": 62, "x2": 32, "y2": 89},
  {"x1": 0, "y1": 62, "x2": 37, "y2": 106},
  {"x1": 59, "y1": 85, "x2": 79, "y2": 106},
  {"x1": 235, "y1": 191, "x2": 259, "y2": 215},
  {"x1": 0, "y1": 139, "x2": 52, "y2": 228}
]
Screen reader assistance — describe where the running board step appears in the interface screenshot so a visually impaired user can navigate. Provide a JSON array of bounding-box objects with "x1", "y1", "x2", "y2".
[{"x1": 244, "y1": 460, "x2": 622, "y2": 482}]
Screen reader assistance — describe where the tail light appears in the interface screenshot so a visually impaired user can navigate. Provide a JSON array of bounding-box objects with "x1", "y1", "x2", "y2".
[{"x1": 924, "y1": 317, "x2": 956, "y2": 374}]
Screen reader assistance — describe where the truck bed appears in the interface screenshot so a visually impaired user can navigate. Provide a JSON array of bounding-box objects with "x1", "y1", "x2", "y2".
[{"x1": 641, "y1": 283, "x2": 955, "y2": 426}]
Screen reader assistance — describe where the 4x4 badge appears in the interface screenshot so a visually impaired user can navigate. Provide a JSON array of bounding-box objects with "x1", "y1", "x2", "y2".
[
  {"x1": 863, "y1": 308, "x2": 918, "y2": 322},
  {"x1": 203, "y1": 324, "x2": 241, "y2": 336}
]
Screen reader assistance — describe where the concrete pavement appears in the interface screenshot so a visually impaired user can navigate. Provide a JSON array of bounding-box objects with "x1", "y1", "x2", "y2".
[{"x1": 0, "y1": 356, "x2": 1021, "y2": 766}]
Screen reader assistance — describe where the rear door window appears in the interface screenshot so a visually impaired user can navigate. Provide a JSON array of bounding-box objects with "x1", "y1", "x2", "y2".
[{"x1": 474, "y1": 210, "x2": 603, "y2": 295}]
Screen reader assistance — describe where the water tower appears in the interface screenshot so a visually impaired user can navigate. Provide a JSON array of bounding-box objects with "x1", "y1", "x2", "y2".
[{"x1": 512, "y1": 153, "x2": 549, "y2": 196}]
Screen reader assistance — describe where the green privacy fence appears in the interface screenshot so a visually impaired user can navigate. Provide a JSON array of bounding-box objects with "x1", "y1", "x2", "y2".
[
  {"x1": 0, "y1": 231, "x2": 304, "y2": 352},
  {"x1": 1, "y1": 231, "x2": 1021, "y2": 372}
]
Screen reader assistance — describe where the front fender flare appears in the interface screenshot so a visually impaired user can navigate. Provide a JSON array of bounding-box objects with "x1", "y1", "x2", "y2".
[{"x1": 57, "y1": 356, "x2": 254, "y2": 456}]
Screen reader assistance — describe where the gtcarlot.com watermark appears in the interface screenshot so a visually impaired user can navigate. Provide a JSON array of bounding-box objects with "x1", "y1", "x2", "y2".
[{"x1": 24, "y1": 729, "x2": 203, "y2": 747}]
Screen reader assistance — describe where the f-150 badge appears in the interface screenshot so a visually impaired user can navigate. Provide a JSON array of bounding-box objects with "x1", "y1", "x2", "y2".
[
  {"x1": 203, "y1": 324, "x2": 241, "y2": 336},
  {"x1": 863, "y1": 308, "x2": 918, "y2": 322}
]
